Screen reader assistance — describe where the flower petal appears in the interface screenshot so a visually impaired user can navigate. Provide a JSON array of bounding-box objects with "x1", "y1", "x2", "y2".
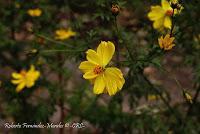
[
  {"x1": 161, "y1": 0, "x2": 171, "y2": 11},
  {"x1": 83, "y1": 71, "x2": 98, "y2": 79},
  {"x1": 105, "y1": 67, "x2": 125, "y2": 90},
  {"x1": 148, "y1": 6, "x2": 165, "y2": 21},
  {"x1": 86, "y1": 49, "x2": 102, "y2": 65},
  {"x1": 12, "y1": 73, "x2": 22, "y2": 79},
  {"x1": 93, "y1": 75, "x2": 105, "y2": 94},
  {"x1": 153, "y1": 18, "x2": 164, "y2": 30},
  {"x1": 97, "y1": 41, "x2": 115, "y2": 67},
  {"x1": 79, "y1": 61, "x2": 96, "y2": 73},
  {"x1": 164, "y1": 16, "x2": 172, "y2": 29},
  {"x1": 16, "y1": 82, "x2": 25, "y2": 92},
  {"x1": 11, "y1": 79, "x2": 23, "y2": 85}
]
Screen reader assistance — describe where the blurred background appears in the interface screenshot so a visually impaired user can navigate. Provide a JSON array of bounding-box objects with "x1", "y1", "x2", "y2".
[{"x1": 0, "y1": 0, "x2": 199, "y2": 133}]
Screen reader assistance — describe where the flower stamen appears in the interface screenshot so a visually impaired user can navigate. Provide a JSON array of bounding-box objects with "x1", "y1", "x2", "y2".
[
  {"x1": 93, "y1": 66, "x2": 104, "y2": 75},
  {"x1": 166, "y1": 10, "x2": 173, "y2": 16}
]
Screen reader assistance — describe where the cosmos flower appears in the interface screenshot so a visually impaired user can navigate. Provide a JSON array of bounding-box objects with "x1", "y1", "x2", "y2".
[
  {"x1": 148, "y1": 0, "x2": 176, "y2": 30},
  {"x1": 11, "y1": 65, "x2": 40, "y2": 92},
  {"x1": 27, "y1": 8, "x2": 42, "y2": 17},
  {"x1": 55, "y1": 28, "x2": 76, "y2": 40},
  {"x1": 79, "y1": 41, "x2": 125, "y2": 96},
  {"x1": 158, "y1": 34, "x2": 175, "y2": 50}
]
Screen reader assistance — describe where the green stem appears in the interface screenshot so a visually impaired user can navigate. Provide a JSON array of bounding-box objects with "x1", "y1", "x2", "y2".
[
  {"x1": 35, "y1": 34, "x2": 73, "y2": 48},
  {"x1": 40, "y1": 49, "x2": 84, "y2": 53},
  {"x1": 170, "y1": 8, "x2": 175, "y2": 37}
]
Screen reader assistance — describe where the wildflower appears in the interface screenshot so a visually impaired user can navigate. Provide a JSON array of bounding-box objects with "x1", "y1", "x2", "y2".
[
  {"x1": 79, "y1": 41, "x2": 125, "y2": 96},
  {"x1": 170, "y1": 0, "x2": 183, "y2": 11},
  {"x1": 11, "y1": 65, "x2": 40, "y2": 92},
  {"x1": 147, "y1": 94, "x2": 159, "y2": 101},
  {"x1": 183, "y1": 91, "x2": 193, "y2": 104},
  {"x1": 148, "y1": 0, "x2": 176, "y2": 30},
  {"x1": 27, "y1": 8, "x2": 42, "y2": 17},
  {"x1": 158, "y1": 34, "x2": 175, "y2": 50},
  {"x1": 111, "y1": 4, "x2": 120, "y2": 16},
  {"x1": 55, "y1": 28, "x2": 76, "y2": 40}
]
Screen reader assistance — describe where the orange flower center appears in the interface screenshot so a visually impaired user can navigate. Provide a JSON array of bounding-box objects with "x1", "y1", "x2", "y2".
[
  {"x1": 20, "y1": 70, "x2": 27, "y2": 77},
  {"x1": 93, "y1": 66, "x2": 104, "y2": 75},
  {"x1": 166, "y1": 10, "x2": 173, "y2": 16}
]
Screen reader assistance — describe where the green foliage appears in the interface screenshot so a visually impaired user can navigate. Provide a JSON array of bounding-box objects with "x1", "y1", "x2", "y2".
[{"x1": 0, "y1": 0, "x2": 200, "y2": 133}]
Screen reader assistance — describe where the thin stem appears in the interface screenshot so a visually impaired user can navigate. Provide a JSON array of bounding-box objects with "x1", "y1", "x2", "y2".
[
  {"x1": 170, "y1": 8, "x2": 175, "y2": 37},
  {"x1": 114, "y1": 16, "x2": 120, "y2": 67},
  {"x1": 35, "y1": 34, "x2": 73, "y2": 48},
  {"x1": 40, "y1": 49, "x2": 84, "y2": 53},
  {"x1": 142, "y1": 73, "x2": 182, "y2": 124}
]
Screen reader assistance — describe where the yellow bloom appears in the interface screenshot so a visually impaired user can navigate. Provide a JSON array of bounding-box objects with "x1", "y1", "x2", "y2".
[
  {"x1": 158, "y1": 34, "x2": 175, "y2": 50},
  {"x1": 11, "y1": 65, "x2": 40, "y2": 92},
  {"x1": 55, "y1": 28, "x2": 76, "y2": 40},
  {"x1": 79, "y1": 41, "x2": 125, "y2": 96},
  {"x1": 147, "y1": 94, "x2": 159, "y2": 101},
  {"x1": 27, "y1": 8, "x2": 42, "y2": 17},
  {"x1": 183, "y1": 91, "x2": 193, "y2": 104},
  {"x1": 148, "y1": 0, "x2": 175, "y2": 30}
]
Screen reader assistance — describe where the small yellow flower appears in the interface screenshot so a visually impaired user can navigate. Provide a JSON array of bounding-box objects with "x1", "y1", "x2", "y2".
[
  {"x1": 79, "y1": 41, "x2": 125, "y2": 96},
  {"x1": 11, "y1": 65, "x2": 40, "y2": 92},
  {"x1": 158, "y1": 34, "x2": 175, "y2": 50},
  {"x1": 55, "y1": 28, "x2": 76, "y2": 40},
  {"x1": 147, "y1": 94, "x2": 159, "y2": 101},
  {"x1": 148, "y1": 0, "x2": 176, "y2": 30},
  {"x1": 27, "y1": 8, "x2": 42, "y2": 17},
  {"x1": 183, "y1": 91, "x2": 193, "y2": 104}
]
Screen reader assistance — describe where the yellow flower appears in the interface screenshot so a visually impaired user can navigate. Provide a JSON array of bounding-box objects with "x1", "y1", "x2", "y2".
[
  {"x1": 158, "y1": 34, "x2": 175, "y2": 50},
  {"x1": 147, "y1": 94, "x2": 159, "y2": 101},
  {"x1": 55, "y1": 28, "x2": 76, "y2": 40},
  {"x1": 79, "y1": 41, "x2": 125, "y2": 96},
  {"x1": 11, "y1": 65, "x2": 40, "y2": 92},
  {"x1": 148, "y1": 0, "x2": 175, "y2": 30},
  {"x1": 27, "y1": 8, "x2": 42, "y2": 17},
  {"x1": 183, "y1": 91, "x2": 193, "y2": 104}
]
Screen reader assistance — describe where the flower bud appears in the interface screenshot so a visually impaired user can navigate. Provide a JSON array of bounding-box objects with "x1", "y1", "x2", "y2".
[{"x1": 111, "y1": 4, "x2": 120, "y2": 16}]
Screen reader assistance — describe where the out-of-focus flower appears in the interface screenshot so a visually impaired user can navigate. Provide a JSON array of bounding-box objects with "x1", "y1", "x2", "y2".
[
  {"x1": 147, "y1": 94, "x2": 159, "y2": 101},
  {"x1": 15, "y1": 3, "x2": 20, "y2": 8},
  {"x1": 170, "y1": 0, "x2": 184, "y2": 11},
  {"x1": 183, "y1": 91, "x2": 193, "y2": 104},
  {"x1": 55, "y1": 28, "x2": 76, "y2": 40},
  {"x1": 79, "y1": 41, "x2": 125, "y2": 96},
  {"x1": 111, "y1": 4, "x2": 120, "y2": 16},
  {"x1": 158, "y1": 34, "x2": 175, "y2": 50},
  {"x1": 27, "y1": 8, "x2": 42, "y2": 17},
  {"x1": 11, "y1": 65, "x2": 40, "y2": 92},
  {"x1": 148, "y1": 0, "x2": 177, "y2": 30}
]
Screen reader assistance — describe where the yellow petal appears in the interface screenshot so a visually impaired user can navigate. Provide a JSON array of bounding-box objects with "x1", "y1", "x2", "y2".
[
  {"x1": 164, "y1": 16, "x2": 172, "y2": 29},
  {"x1": 86, "y1": 49, "x2": 102, "y2": 65},
  {"x1": 97, "y1": 41, "x2": 115, "y2": 67},
  {"x1": 105, "y1": 67, "x2": 125, "y2": 90},
  {"x1": 83, "y1": 71, "x2": 98, "y2": 79},
  {"x1": 12, "y1": 72, "x2": 22, "y2": 79},
  {"x1": 26, "y1": 81, "x2": 34, "y2": 88},
  {"x1": 16, "y1": 82, "x2": 25, "y2": 92},
  {"x1": 79, "y1": 61, "x2": 96, "y2": 73},
  {"x1": 11, "y1": 79, "x2": 23, "y2": 84},
  {"x1": 148, "y1": 6, "x2": 165, "y2": 21},
  {"x1": 158, "y1": 36, "x2": 164, "y2": 49},
  {"x1": 93, "y1": 75, "x2": 105, "y2": 94},
  {"x1": 153, "y1": 18, "x2": 164, "y2": 30},
  {"x1": 162, "y1": 0, "x2": 171, "y2": 11},
  {"x1": 104, "y1": 68, "x2": 124, "y2": 96}
]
